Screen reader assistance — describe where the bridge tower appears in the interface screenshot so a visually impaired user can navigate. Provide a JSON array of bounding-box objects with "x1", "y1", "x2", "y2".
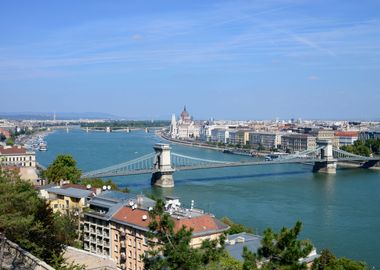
[
  {"x1": 313, "y1": 139, "x2": 337, "y2": 174},
  {"x1": 151, "y1": 143, "x2": 175, "y2": 188}
]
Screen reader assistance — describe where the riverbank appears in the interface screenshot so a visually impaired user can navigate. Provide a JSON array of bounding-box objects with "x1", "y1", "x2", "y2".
[{"x1": 157, "y1": 131, "x2": 269, "y2": 157}]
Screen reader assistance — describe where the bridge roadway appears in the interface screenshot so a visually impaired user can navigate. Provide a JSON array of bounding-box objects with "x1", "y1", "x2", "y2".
[{"x1": 84, "y1": 156, "x2": 379, "y2": 178}]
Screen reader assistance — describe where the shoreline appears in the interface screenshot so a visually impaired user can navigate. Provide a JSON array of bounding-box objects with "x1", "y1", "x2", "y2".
[{"x1": 156, "y1": 131, "x2": 265, "y2": 157}]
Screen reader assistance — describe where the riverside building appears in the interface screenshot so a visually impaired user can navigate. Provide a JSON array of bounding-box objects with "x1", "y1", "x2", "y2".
[
  {"x1": 0, "y1": 145, "x2": 39, "y2": 183},
  {"x1": 170, "y1": 106, "x2": 200, "y2": 140},
  {"x1": 249, "y1": 132, "x2": 282, "y2": 150},
  {"x1": 334, "y1": 131, "x2": 359, "y2": 147},
  {"x1": 228, "y1": 130, "x2": 250, "y2": 146},
  {"x1": 281, "y1": 134, "x2": 316, "y2": 153},
  {"x1": 0, "y1": 145, "x2": 36, "y2": 167},
  {"x1": 83, "y1": 193, "x2": 228, "y2": 270}
]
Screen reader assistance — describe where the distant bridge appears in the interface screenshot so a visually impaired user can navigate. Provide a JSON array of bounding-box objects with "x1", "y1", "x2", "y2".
[{"x1": 81, "y1": 141, "x2": 379, "y2": 188}]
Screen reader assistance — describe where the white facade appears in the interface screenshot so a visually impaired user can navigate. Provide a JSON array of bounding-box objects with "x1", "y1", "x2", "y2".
[{"x1": 169, "y1": 106, "x2": 200, "y2": 140}]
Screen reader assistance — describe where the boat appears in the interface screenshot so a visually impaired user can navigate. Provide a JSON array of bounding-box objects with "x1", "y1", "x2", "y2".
[{"x1": 38, "y1": 141, "x2": 48, "y2": 151}]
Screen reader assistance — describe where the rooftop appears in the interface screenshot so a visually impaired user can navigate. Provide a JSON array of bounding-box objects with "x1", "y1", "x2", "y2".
[
  {"x1": 44, "y1": 186, "x2": 93, "y2": 199},
  {"x1": 0, "y1": 145, "x2": 28, "y2": 155}
]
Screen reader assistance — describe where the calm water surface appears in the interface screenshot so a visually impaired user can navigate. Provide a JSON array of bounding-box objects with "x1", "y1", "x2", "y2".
[{"x1": 37, "y1": 129, "x2": 380, "y2": 268}]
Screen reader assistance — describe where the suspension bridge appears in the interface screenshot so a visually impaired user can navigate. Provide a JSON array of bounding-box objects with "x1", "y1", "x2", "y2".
[{"x1": 81, "y1": 140, "x2": 379, "y2": 187}]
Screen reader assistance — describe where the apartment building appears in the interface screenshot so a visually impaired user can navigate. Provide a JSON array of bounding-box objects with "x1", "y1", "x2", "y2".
[
  {"x1": 359, "y1": 131, "x2": 380, "y2": 140},
  {"x1": 39, "y1": 184, "x2": 96, "y2": 215},
  {"x1": 0, "y1": 145, "x2": 36, "y2": 167},
  {"x1": 229, "y1": 130, "x2": 250, "y2": 145},
  {"x1": 83, "y1": 193, "x2": 229, "y2": 270},
  {"x1": 249, "y1": 132, "x2": 282, "y2": 149},
  {"x1": 210, "y1": 128, "x2": 229, "y2": 144},
  {"x1": 334, "y1": 131, "x2": 358, "y2": 147},
  {"x1": 281, "y1": 134, "x2": 316, "y2": 153}
]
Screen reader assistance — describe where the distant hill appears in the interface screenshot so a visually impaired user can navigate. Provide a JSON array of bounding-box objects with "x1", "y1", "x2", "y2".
[{"x1": 0, "y1": 112, "x2": 120, "y2": 120}]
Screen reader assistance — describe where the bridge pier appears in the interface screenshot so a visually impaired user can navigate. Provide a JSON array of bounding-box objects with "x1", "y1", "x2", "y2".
[
  {"x1": 313, "y1": 140, "x2": 337, "y2": 174},
  {"x1": 151, "y1": 144, "x2": 175, "y2": 188}
]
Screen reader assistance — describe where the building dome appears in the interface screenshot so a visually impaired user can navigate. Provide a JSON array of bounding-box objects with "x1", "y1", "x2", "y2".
[{"x1": 180, "y1": 105, "x2": 190, "y2": 120}]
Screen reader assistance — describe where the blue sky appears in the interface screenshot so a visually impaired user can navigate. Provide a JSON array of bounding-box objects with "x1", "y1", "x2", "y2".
[{"x1": 0, "y1": 0, "x2": 379, "y2": 120}]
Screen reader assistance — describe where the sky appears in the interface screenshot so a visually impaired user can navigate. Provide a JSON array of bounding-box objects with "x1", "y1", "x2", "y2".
[{"x1": 0, "y1": 0, "x2": 379, "y2": 120}]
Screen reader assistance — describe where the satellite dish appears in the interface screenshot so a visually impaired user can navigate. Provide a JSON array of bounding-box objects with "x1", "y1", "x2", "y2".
[
  {"x1": 142, "y1": 215, "x2": 147, "y2": 221},
  {"x1": 86, "y1": 184, "x2": 91, "y2": 189},
  {"x1": 102, "y1": 185, "x2": 107, "y2": 191},
  {"x1": 107, "y1": 185, "x2": 111, "y2": 190},
  {"x1": 129, "y1": 200, "x2": 134, "y2": 206}
]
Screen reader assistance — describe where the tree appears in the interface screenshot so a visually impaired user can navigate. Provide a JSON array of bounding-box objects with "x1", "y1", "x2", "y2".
[
  {"x1": 312, "y1": 249, "x2": 369, "y2": 270},
  {"x1": 5, "y1": 138, "x2": 14, "y2": 146},
  {"x1": 241, "y1": 221, "x2": 313, "y2": 270},
  {"x1": 341, "y1": 140, "x2": 372, "y2": 157},
  {"x1": 221, "y1": 217, "x2": 254, "y2": 235},
  {"x1": 242, "y1": 246, "x2": 258, "y2": 270},
  {"x1": 80, "y1": 178, "x2": 129, "y2": 193},
  {"x1": 45, "y1": 155, "x2": 82, "y2": 184},
  {"x1": 0, "y1": 167, "x2": 79, "y2": 265},
  {"x1": 143, "y1": 199, "x2": 225, "y2": 270}
]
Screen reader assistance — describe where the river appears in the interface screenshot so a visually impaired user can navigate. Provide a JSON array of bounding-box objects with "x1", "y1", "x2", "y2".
[{"x1": 37, "y1": 128, "x2": 380, "y2": 268}]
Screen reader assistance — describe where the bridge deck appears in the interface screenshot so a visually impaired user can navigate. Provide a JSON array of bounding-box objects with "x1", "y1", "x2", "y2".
[{"x1": 82, "y1": 157, "x2": 379, "y2": 178}]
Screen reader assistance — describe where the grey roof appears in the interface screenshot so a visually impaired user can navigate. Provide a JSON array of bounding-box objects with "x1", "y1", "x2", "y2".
[
  {"x1": 45, "y1": 187, "x2": 93, "y2": 198},
  {"x1": 97, "y1": 191, "x2": 135, "y2": 201},
  {"x1": 226, "y1": 232, "x2": 320, "y2": 264},
  {"x1": 86, "y1": 192, "x2": 154, "y2": 221},
  {"x1": 226, "y1": 233, "x2": 262, "y2": 261}
]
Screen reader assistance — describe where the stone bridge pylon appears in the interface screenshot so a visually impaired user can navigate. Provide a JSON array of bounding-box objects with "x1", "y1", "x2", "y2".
[
  {"x1": 312, "y1": 139, "x2": 337, "y2": 174},
  {"x1": 151, "y1": 143, "x2": 175, "y2": 188}
]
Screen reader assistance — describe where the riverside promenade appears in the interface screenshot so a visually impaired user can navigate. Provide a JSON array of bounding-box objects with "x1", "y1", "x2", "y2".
[{"x1": 157, "y1": 131, "x2": 269, "y2": 157}]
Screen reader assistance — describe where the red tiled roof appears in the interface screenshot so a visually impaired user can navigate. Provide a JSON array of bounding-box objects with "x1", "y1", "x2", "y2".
[
  {"x1": 173, "y1": 215, "x2": 227, "y2": 235},
  {"x1": 334, "y1": 131, "x2": 358, "y2": 137},
  {"x1": 112, "y1": 207, "x2": 152, "y2": 229},
  {"x1": 0, "y1": 128, "x2": 11, "y2": 138},
  {"x1": 112, "y1": 206, "x2": 228, "y2": 235},
  {"x1": 0, "y1": 146, "x2": 27, "y2": 155}
]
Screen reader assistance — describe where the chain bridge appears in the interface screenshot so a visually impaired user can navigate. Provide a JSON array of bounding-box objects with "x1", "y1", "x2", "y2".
[{"x1": 81, "y1": 141, "x2": 379, "y2": 188}]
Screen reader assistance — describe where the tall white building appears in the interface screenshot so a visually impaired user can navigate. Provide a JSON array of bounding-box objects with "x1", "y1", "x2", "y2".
[{"x1": 170, "y1": 106, "x2": 200, "y2": 139}]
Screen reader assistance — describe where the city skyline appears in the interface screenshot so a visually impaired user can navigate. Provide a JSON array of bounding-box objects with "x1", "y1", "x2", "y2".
[{"x1": 1, "y1": 0, "x2": 380, "y2": 119}]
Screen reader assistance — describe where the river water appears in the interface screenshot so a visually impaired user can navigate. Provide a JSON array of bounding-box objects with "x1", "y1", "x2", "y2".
[{"x1": 37, "y1": 129, "x2": 380, "y2": 268}]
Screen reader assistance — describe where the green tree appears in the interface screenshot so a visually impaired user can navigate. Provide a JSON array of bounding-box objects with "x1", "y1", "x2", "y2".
[
  {"x1": 251, "y1": 221, "x2": 313, "y2": 269},
  {"x1": 0, "y1": 167, "x2": 78, "y2": 265},
  {"x1": 5, "y1": 138, "x2": 14, "y2": 146},
  {"x1": 45, "y1": 155, "x2": 82, "y2": 184},
  {"x1": 143, "y1": 199, "x2": 224, "y2": 270},
  {"x1": 80, "y1": 178, "x2": 129, "y2": 193},
  {"x1": 341, "y1": 140, "x2": 372, "y2": 157},
  {"x1": 221, "y1": 216, "x2": 254, "y2": 235},
  {"x1": 242, "y1": 246, "x2": 258, "y2": 270},
  {"x1": 312, "y1": 249, "x2": 369, "y2": 270}
]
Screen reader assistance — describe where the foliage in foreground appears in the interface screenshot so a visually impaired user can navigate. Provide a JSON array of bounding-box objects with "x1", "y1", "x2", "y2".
[
  {"x1": 142, "y1": 202, "x2": 370, "y2": 270},
  {"x1": 0, "y1": 167, "x2": 79, "y2": 267},
  {"x1": 143, "y1": 199, "x2": 225, "y2": 270},
  {"x1": 312, "y1": 249, "x2": 369, "y2": 270}
]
